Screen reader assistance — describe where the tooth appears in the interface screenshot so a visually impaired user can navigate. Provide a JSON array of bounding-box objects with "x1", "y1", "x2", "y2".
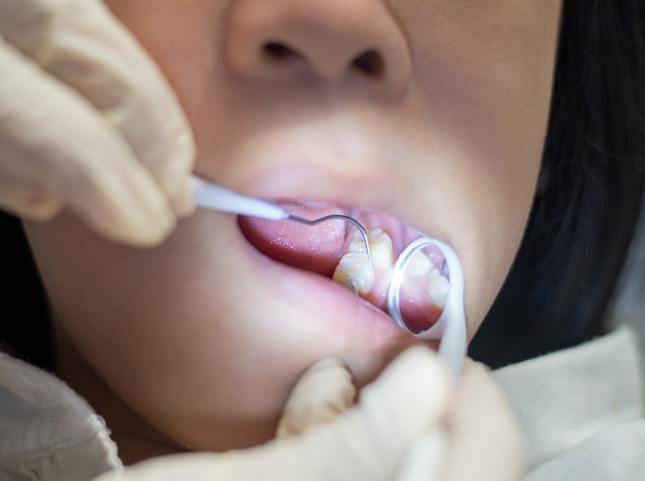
[
  {"x1": 332, "y1": 227, "x2": 394, "y2": 294},
  {"x1": 345, "y1": 227, "x2": 394, "y2": 270},
  {"x1": 366, "y1": 228, "x2": 394, "y2": 270},
  {"x1": 405, "y1": 251, "x2": 432, "y2": 277},
  {"x1": 428, "y1": 268, "x2": 450, "y2": 309},
  {"x1": 333, "y1": 251, "x2": 375, "y2": 294}
]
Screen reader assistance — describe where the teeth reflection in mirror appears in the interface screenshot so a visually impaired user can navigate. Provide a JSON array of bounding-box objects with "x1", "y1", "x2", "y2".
[
  {"x1": 405, "y1": 250, "x2": 432, "y2": 277},
  {"x1": 428, "y1": 267, "x2": 450, "y2": 309}
]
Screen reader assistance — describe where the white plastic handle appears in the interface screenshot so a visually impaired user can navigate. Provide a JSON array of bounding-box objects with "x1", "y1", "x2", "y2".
[{"x1": 192, "y1": 176, "x2": 288, "y2": 220}]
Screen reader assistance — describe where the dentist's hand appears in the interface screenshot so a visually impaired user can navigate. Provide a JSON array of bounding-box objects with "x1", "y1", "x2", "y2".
[
  {"x1": 92, "y1": 347, "x2": 525, "y2": 481},
  {"x1": 0, "y1": 0, "x2": 195, "y2": 246}
]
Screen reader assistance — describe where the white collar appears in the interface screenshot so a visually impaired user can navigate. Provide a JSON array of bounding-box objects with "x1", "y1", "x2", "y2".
[
  {"x1": 493, "y1": 326, "x2": 643, "y2": 470},
  {"x1": 0, "y1": 352, "x2": 121, "y2": 480}
]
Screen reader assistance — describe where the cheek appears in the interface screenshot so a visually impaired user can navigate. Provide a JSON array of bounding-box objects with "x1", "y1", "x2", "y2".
[
  {"x1": 24, "y1": 215, "x2": 281, "y2": 449},
  {"x1": 103, "y1": 0, "x2": 224, "y2": 122},
  {"x1": 388, "y1": 2, "x2": 561, "y2": 332}
]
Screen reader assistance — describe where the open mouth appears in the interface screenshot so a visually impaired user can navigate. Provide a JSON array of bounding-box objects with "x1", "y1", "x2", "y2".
[{"x1": 238, "y1": 200, "x2": 450, "y2": 334}]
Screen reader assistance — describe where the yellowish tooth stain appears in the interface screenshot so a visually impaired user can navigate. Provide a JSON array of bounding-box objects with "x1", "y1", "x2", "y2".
[
  {"x1": 332, "y1": 227, "x2": 394, "y2": 295},
  {"x1": 333, "y1": 251, "x2": 374, "y2": 294},
  {"x1": 367, "y1": 228, "x2": 394, "y2": 270}
]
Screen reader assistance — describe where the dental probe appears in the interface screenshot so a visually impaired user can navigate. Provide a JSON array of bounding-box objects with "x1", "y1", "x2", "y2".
[{"x1": 192, "y1": 176, "x2": 373, "y2": 263}]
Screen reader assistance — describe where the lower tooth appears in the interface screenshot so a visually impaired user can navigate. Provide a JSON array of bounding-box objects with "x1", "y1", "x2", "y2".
[
  {"x1": 332, "y1": 227, "x2": 394, "y2": 295},
  {"x1": 333, "y1": 252, "x2": 374, "y2": 294}
]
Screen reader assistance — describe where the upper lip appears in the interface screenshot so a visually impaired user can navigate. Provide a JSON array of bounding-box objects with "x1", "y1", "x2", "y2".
[{"x1": 196, "y1": 154, "x2": 410, "y2": 227}]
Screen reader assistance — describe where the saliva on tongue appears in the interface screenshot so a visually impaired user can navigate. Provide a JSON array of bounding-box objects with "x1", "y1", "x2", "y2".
[
  {"x1": 238, "y1": 201, "x2": 348, "y2": 276},
  {"x1": 238, "y1": 202, "x2": 448, "y2": 335}
]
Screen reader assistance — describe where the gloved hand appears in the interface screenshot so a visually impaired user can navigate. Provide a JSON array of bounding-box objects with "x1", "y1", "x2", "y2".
[
  {"x1": 0, "y1": 0, "x2": 195, "y2": 246},
  {"x1": 92, "y1": 346, "x2": 525, "y2": 481}
]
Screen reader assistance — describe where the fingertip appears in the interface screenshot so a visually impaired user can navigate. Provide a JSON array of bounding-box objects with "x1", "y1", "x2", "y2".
[
  {"x1": 171, "y1": 177, "x2": 196, "y2": 218},
  {"x1": 154, "y1": 120, "x2": 196, "y2": 213},
  {"x1": 113, "y1": 188, "x2": 178, "y2": 248},
  {"x1": 360, "y1": 345, "x2": 452, "y2": 427},
  {"x1": 175, "y1": 127, "x2": 196, "y2": 168},
  {"x1": 396, "y1": 429, "x2": 446, "y2": 481},
  {"x1": 306, "y1": 357, "x2": 351, "y2": 376},
  {"x1": 107, "y1": 164, "x2": 180, "y2": 247},
  {"x1": 0, "y1": 188, "x2": 63, "y2": 222},
  {"x1": 379, "y1": 345, "x2": 451, "y2": 393},
  {"x1": 122, "y1": 208, "x2": 177, "y2": 247},
  {"x1": 70, "y1": 185, "x2": 178, "y2": 249},
  {"x1": 20, "y1": 192, "x2": 64, "y2": 220},
  {"x1": 277, "y1": 357, "x2": 356, "y2": 438}
]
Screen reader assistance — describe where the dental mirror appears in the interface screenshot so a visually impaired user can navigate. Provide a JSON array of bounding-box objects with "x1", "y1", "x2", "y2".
[{"x1": 387, "y1": 237, "x2": 467, "y2": 378}]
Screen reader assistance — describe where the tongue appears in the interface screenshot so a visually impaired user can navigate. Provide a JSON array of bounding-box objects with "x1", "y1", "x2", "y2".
[{"x1": 238, "y1": 201, "x2": 348, "y2": 276}]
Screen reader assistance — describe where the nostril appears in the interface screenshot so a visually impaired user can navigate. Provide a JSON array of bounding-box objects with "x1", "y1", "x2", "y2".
[
  {"x1": 352, "y1": 50, "x2": 385, "y2": 78},
  {"x1": 263, "y1": 41, "x2": 300, "y2": 60}
]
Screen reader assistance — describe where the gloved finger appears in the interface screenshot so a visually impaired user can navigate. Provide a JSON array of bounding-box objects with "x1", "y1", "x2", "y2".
[
  {"x1": 0, "y1": 38, "x2": 176, "y2": 246},
  {"x1": 276, "y1": 358, "x2": 356, "y2": 438},
  {"x1": 92, "y1": 346, "x2": 452, "y2": 481},
  {"x1": 0, "y1": 0, "x2": 196, "y2": 216},
  {"x1": 0, "y1": 179, "x2": 63, "y2": 220},
  {"x1": 439, "y1": 359, "x2": 525, "y2": 481},
  {"x1": 395, "y1": 427, "x2": 446, "y2": 481},
  {"x1": 279, "y1": 346, "x2": 450, "y2": 481}
]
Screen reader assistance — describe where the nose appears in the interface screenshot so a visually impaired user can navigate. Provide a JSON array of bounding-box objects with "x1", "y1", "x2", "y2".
[{"x1": 224, "y1": 0, "x2": 412, "y2": 98}]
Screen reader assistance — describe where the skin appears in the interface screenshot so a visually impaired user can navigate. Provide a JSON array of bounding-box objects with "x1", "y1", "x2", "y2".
[{"x1": 23, "y1": 0, "x2": 562, "y2": 465}]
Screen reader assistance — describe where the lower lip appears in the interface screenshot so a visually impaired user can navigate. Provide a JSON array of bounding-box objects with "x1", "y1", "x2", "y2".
[{"x1": 231, "y1": 218, "x2": 412, "y2": 349}]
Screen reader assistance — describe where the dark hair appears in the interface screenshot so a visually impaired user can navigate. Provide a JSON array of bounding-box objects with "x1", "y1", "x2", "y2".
[
  {"x1": 0, "y1": 214, "x2": 53, "y2": 369},
  {"x1": 1, "y1": 0, "x2": 644, "y2": 370},
  {"x1": 470, "y1": 0, "x2": 645, "y2": 367}
]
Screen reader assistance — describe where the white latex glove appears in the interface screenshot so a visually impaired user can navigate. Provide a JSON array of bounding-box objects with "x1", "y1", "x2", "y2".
[
  {"x1": 92, "y1": 346, "x2": 525, "y2": 481},
  {"x1": 0, "y1": 0, "x2": 195, "y2": 246}
]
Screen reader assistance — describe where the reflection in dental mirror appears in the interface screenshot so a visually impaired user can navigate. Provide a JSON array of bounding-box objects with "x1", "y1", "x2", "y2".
[
  {"x1": 385, "y1": 236, "x2": 452, "y2": 334},
  {"x1": 332, "y1": 228, "x2": 466, "y2": 376},
  {"x1": 389, "y1": 240, "x2": 450, "y2": 334},
  {"x1": 331, "y1": 226, "x2": 451, "y2": 335}
]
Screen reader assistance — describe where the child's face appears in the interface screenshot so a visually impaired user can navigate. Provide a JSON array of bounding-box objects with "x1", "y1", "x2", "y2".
[{"x1": 25, "y1": 0, "x2": 561, "y2": 453}]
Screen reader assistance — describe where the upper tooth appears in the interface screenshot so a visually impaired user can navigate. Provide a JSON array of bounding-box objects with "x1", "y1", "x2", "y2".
[
  {"x1": 406, "y1": 251, "x2": 432, "y2": 277},
  {"x1": 428, "y1": 268, "x2": 450, "y2": 309},
  {"x1": 333, "y1": 251, "x2": 374, "y2": 294}
]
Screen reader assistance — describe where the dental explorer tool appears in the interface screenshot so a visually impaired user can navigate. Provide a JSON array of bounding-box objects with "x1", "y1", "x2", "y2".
[{"x1": 192, "y1": 176, "x2": 373, "y2": 263}]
